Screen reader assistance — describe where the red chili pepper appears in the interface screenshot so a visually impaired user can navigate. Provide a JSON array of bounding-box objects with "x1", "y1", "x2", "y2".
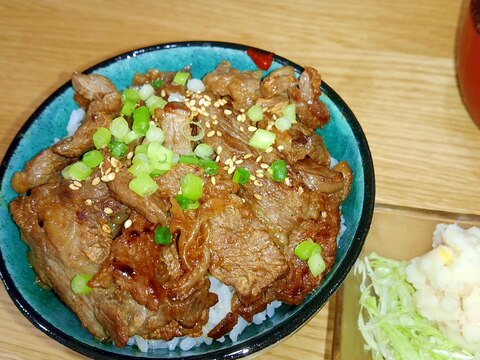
[{"x1": 246, "y1": 48, "x2": 273, "y2": 71}]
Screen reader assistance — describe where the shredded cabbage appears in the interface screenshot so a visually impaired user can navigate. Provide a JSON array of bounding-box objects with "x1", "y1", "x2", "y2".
[{"x1": 354, "y1": 253, "x2": 475, "y2": 360}]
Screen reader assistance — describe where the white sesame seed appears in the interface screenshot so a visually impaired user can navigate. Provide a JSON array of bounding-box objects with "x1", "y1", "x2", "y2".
[
  {"x1": 189, "y1": 99, "x2": 196, "y2": 106},
  {"x1": 104, "y1": 207, "x2": 113, "y2": 215},
  {"x1": 241, "y1": 197, "x2": 246, "y2": 203},
  {"x1": 254, "y1": 180, "x2": 263, "y2": 187},
  {"x1": 257, "y1": 173, "x2": 264, "y2": 178},
  {"x1": 73, "y1": 180, "x2": 82, "y2": 188},
  {"x1": 260, "y1": 163, "x2": 269, "y2": 169},
  {"x1": 235, "y1": 159, "x2": 244, "y2": 165},
  {"x1": 240, "y1": 108, "x2": 245, "y2": 113},
  {"x1": 69, "y1": 184, "x2": 79, "y2": 191},
  {"x1": 127, "y1": 152, "x2": 134, "y2": 160},
  {"x1": 84, "y1": 199, "x2": 93, "y2": 206},
  {"x1": 231, "y1": 155, "x2": 237, "y2": 163},
  {"x1": 216, "y1": 146, "x2": 223, "y2": 155},
  {"x1": 111, "y1": 157, "x2": 119, "y2": 168},
  {"x1": 298, "y1": 186, "x2": 304, "y2": 194},
  {"x1": 207, "y1": 130, "x2": 215, "y2": 137},
  {"x1": 321, "y1": 211, "x2": 328, "y2": 219},
  {"x1": 161, "y1": 90, "x2": 166, "y2": 97},
  {"x1": 115, "y1": 167, "x2": 120, "y2": 173},
  {"x1": 199, "y1": 98, "x2": 205, "y2": 106},
  {"x1": 266, "y1": 123, "x2": 274, "y2": 131},
  {"x1": 215, "y1": 155, "x2": 221, "y2": 162},
  {"x1": 122, "y1": 220, "x2": 131, "y2": 229},
  {"x1": 237, "y1": 114, "x2": 243, "y2": 121},
  {"x1": 102, "y1": 224, "x2": 111, "y2": 234},
  {"x1": 105, "y1": 167, "x2": 112, "y2": 175},
  {"x1": 227, "y1": 166, "x2": 236, "y2": 174},
  {"x1": 247, "y1": 126, "x2": 257, "y2": 132},
  {"x1": 205, "y1": 122, "x2": 211, "y2": 128},
  {"x1": 107, "y1": 173, "x2": 116, "y2": 181},
  {"x1": 211, "y1": 114, "x2": 218, "y2": 120},
  {"x1": 224, "y1": 109, "x2": 232, "y2": 115},
  {"x1": 277, "y1": 145, "x2": 285, "y2": 151},
  {"x1": 256, "y1": 155, "x2": 262, "y2": 163},
  {"x1": 216, "y1": 131, "x2": 222, "y2": 137},
  {"x1": 101, "y1": 175, "x2": 109, "y2": 182},
  {"x1": 214, "y1": 101, "x2": 220, "y2": 108},
  {"x1": 204, "y1": 101, "x2": 211, "y2": 107},
  {"x1": 285, "y1": 177, "x2": 291, "y2": 186},
  {"x1": 250, "y1": 174, "x2": 256, "y2": 181},
  {"x1": 92, "y1": 177, "x2": 101, "y2": 186},
  {"x1": 265, "y1": 147, "x2": 273, "y2": 153},
  {"x1": 239, "y1": 126, "x2": 244, "y2": 132},
  {"x1": 212, "y1": 119, "x2": 218, "y2": 125},
  {"x1": 254, "y1": 194, "x2": 263, "y2": 200},
  {"x1": 211, "y1": 176, "x2": 217, "y2": 185},
  {"x1": 243, "y1": 153, "x2": 254, "y2": 159}
]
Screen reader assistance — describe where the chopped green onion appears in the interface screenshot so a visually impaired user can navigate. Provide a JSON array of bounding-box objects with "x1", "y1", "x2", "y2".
[
  {"x1": 145, "y1": 126, "x2": 165, "y2": 144},
  {"x1": 180, "y1": 173, "x2": 203, "y2": 200},
  {"x1": 129, "y1": 174, "x2": 158, "y2": 196},
  {"x1": 248, "y1": 128, "x2": 276, "y2": 150},
  {"x1": 147, "y1": 142, "x2": 174, "y2": 164},
  {"x1": 82, "y1": 150, "x2": 104, "y2": 168},
  {"x1": 173, "y1": 71, "x2": 190, "y2": 86},
  {"x1": 308, "y1": 252, "x2": 326, "y2": 276},
  {"x1": 154, "y1": 226, "x2": 172, "y2": 245},
  {"x1": 275, "y1": 117, "x2": 292, "y2": 132},
  {"x1": 198, "y1": 158, "x2": 218, "y2": 175},
  {"x1": 150, "y1": 169, "x2": 167, "y2": 177},
  {"x1": 92, "y1": 127, "x2": 111, "y2": 149},
  {"x1": 132, "y1": 106, "x2": 150, "y2": 136},
  {"x1": 108, "y1": 141, "x2": 128, "y2": 159},
  {"x1": 232, "y1": 167, "x2": 250, "y2": 185},
  {"x1": 179, "y1": 155, "x2": 200, "y2": 165},
  {"x1": 194, "y1": 143, "x2": 214, "y2": 158},
  {"x1": 270, "y1": 160, "x2": 287, "y2": 181},
  {"x1": 132, "y1": 153, "x2": 149, "y2": 164},
  {"x1": 294, "y1": 239, "x2": 321, "y2": 261},
  {"x1": 122, "y1": 130, "x2": 142, "y2": 144},
  {"x1": 150, "y1": 160, "x2": 172, "y2": 171},
  {"x1": 128, "y1": 161, "x2": 154, "y2": 177},
  {"x1": 121, "y1": 98, "x2": 136, "y2": 117},
  {"x1": 151, "y1": 79, "x2": 164, "y2": 89},
  {"x1": 139, "y1": 84, "x2": 155, "y2": 101},
  {"x1": 145, "y1": 95, "x2": 167, "y2": 115},
  {"x1": 175, "y1": 194, "x2": 200, "y2": 210},
  {"x1": 110, "y1": 116, "x2": 129, "y2": 140},
  {"x1": 122, "y1": 88, "x2": 141, "y2": 102},
  {"x1": 62, "y1": 161, "x2": 93, "y2": 181},
  {"x1": 70, "y1": 274, "x2": 93, "y2": 295},
  {"x1": 135, "y1": 144, "x2": 148, "y2": 154},
  {"x1": 246, "y1": 105, "x2": 264, "y2": 122},
  {"x1": 281, "y1": 103, "x2": 297, "y2": 124}
]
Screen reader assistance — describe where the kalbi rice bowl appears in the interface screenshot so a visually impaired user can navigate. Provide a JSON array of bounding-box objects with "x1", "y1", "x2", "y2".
[{"x1": 0, "y1": 42, "x2": 375, "y2": 359}]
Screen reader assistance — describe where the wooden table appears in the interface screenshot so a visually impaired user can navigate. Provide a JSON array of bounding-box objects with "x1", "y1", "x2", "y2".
[{"x1": 0, "y1": 0, "x2": 478, "y2": 359}]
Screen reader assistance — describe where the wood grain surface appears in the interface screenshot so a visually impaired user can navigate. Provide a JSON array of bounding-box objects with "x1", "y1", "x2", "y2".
[{"x1": 0, "y1": 0, "x2": 478, "y2": 359}]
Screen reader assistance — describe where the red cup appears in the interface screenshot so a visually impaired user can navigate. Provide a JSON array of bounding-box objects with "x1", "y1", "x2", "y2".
[{"x1": 456, "y1": 0, "x2": 480, "y2": 127}]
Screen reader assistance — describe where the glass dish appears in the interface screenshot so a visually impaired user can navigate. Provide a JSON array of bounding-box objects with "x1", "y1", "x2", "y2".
[{"x1": 331, "y1": 203, "x2": 480, "y2": 360}]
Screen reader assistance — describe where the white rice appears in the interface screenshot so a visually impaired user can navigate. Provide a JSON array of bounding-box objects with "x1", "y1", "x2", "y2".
[
  {"x1": 127, "y1": 277, "x2": 282, "y2": 352},
  {"x1": 66, "y1": 108, "x2": 85, "y2": 136}
]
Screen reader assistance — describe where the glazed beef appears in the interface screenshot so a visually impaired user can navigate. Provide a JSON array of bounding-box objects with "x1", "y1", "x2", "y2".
[{"x1": 10, "y1": 63, "x2": 352, "y2": 346}]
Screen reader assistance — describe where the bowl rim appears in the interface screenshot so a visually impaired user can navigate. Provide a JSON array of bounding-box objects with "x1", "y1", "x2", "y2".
[{"x1": 0, "y1": 40, "x2": 375, "y2": 360}]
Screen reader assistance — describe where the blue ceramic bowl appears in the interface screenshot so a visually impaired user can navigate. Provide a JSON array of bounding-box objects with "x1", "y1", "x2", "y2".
[{"x1": 0, "y1": 41, "x2": 375, "y2": 359}]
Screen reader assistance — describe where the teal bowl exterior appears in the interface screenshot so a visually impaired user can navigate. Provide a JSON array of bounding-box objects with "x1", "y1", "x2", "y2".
[{"x1": 0, "y1": 41, "x2": 375, "y2": 359}]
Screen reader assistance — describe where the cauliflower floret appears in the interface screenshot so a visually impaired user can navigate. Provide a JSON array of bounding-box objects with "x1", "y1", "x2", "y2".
[{"x1": 406, "y1": 224, "x2": 480, "y2": 353}]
